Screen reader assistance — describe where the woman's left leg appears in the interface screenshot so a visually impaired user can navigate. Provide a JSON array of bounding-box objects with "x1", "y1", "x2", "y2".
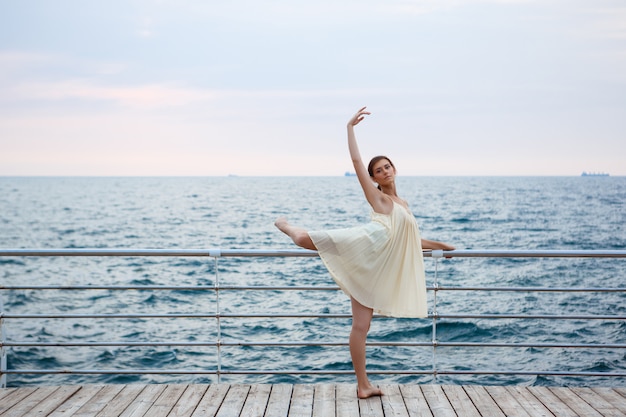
[
  {"x1": 274, "y1": 217, "x2": 316, "y2": 250},
  {"x1": 350, "y1": 297, "x2": 383, "y2": 399}
]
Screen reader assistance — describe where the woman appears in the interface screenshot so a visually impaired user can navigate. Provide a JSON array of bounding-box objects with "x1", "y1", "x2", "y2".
[{"x1": 275, "y1": 106, "x2": 455, "y2": 398}]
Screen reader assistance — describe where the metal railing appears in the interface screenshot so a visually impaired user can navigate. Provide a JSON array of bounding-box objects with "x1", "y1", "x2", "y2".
[{"x1": 1, "y1": 248, "x2": 626, "y2": 388}]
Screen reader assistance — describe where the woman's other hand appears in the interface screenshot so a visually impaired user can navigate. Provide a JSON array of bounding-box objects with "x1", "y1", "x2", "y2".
[{"x1": 348, "y1": 106, "x2": 371, "y2": 127}]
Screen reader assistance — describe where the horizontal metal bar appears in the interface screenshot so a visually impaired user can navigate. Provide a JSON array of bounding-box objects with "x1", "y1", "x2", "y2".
[
  {"x1": 1, "y1": 248, "x2": 626, "y2": 258},
  {"x1": 0, "y1": 313, "x2": 352, "y2": 319},
  {"x1": 434, "y1": 342, "x2": 626, "y2": 349},
  {"x1": 0, "y1": 248, "x2": 318, "y2": 257},
  {"x1": 1, "y1": 369, "x2": 222, "y2": 375},
  {"x1": 222, "y1": 370, "x2": 626, "y2": 377},
  {"x1": 436, "y1": 314, "x2": 626, "y2": 320},
  {"x1": 435, "y1": 286, "x2": 626, "y2": 293},
  {"x1": 3, "y1": 341, "x2": 626, "y2": 349},
  {"x1": 2, "y1": 285, "x2": 624, "y2": 293},
  {"x1": 0, "y1": 285, "x2": 341, "y2": 291},
  {"x1": 4, "y1": 369, "x2": 626, "y2": 378},
  {"x1": 4, "y1": 313, "x2": 625, "y2": 320},
  {"x1": 434, "y1": 370, "x2": 626, "y2": 378},
  {"x1": 0, "y1": 341, "x2": 345, "y2": 348},
  {"x1": 439, "y1": 250, "x2": 626, "y2": 258}
]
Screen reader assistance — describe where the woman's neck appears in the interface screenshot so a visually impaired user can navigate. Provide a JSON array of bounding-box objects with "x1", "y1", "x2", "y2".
[{"x1": 380, "y1": 183, "x2": 398, "y2": 197}]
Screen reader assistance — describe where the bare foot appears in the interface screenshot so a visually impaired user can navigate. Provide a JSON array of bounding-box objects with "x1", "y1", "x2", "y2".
[
  {"x1": 357, "y1": 385, "x2": 383, "y2": 399},
  {"x1": 274, "y1": 216, "x2": 290, "y2": 234}
]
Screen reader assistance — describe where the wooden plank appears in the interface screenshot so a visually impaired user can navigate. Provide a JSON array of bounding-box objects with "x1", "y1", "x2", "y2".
[
  {"x1": 527, "y1": 386, "x2": 577, "y2": 417},
  {"x1": 615, "y1": 387, "x2": 626, "y2": 398},
  {"x1": 215, "y1": 385, "x2": 251, "y2": 417},
  {"x1": 335, "y1": 384, "x2": 359, "y2": 417},
  {"x1": 191, "y1": 384, "x2": 230, "y2": 417},
  {"x1": 504, "y1": 386, "x2": 553, "y2": 417},
  {"x1": 20, "y1": 385, "x2": 82, "y2": 416},
  {"x1": 96, "y1": 384, "x2": 148, "y2": 417},
  {"x1": 591, "y1": 387, "x2": 626, "y2": 413},
  {"x1": 289, "y1": 384, "x2": 314, "y2": 417},
  {"x1": 312, "y1": 384, "x2": 335, "y2": 417},
  {"x1": 240, "y1": 384, "x2": 272, "y2": 417},
  {"x1": 0, "y1": 388, "x2": 17, "y2": 403},
  {"x1": 358, "y1": 395, "x2": 384, "y2": 417},
  {"x1": 568, "y1": 387, "x2": 626, "y2": 417},
  {"x1": 117, "y1": 383, "x2": 167, "y2": 417},
  {"x1": 483, "y1": 386, "x2": 533, "y2": 417},
  {"x1": 48, "y1": 385, "x2": 106, "y2": 417},
  {"x1": 441, "y1": 385, "x2": 480, "y2": 417},
  {"x1": 0, "y1": 386, "x2": 38, "y2": 415},
  {"x1": 420, "y1": 385, "x2": 456, "y2": 417},
  {"x1": 265, "y1": 384, "x2": 293, "y2": 417},
  {"x1": 1, "y1": 386, "x2": 61, "y2": 417},
  {"x1": 463, "y1": 385, "x2": 505, "y2": 417},
  {"x1": 71, "y1": 384, "x2": 126, "y2": 417},
  {"x1": 378, "y1": 384, "x2": 407, "y2": 417},
  {"x1": 548, "y1": 387, "x2": 604, "y2": 417},
  {"x1": 168, "y1": 384, "x2": 211, "y2": 417},
  {"x1": 143, "y1": 384, "x2": 189, "y2": 417},
  {"x1": 398, "y1": 385, "x2": 433, "y2": 417}
]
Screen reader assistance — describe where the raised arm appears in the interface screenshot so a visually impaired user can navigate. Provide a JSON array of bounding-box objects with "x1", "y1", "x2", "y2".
[{"x1": 347, "y1": 107, "x2": 393, "y2": 214}]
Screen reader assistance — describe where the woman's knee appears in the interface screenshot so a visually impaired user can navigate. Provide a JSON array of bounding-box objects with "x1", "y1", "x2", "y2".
[
  {"x1": 350, "y1": 298, "x2": 373, "y2": 334},
  {"x1": 294, "y1": 231, "x2": 315, "y2": 250},
  {"x1": 351, "y1": 318, "x2": 371, "y2": 335}
]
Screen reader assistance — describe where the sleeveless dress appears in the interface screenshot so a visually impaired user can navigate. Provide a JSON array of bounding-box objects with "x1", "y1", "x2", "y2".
[{"x1": 308, "y1": 201, "x2": 427, "y2": 318}]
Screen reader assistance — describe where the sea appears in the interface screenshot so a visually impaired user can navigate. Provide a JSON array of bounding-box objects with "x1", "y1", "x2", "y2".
[{"x1": 1, "y1": 176, "x2": 625, "y2": 388}]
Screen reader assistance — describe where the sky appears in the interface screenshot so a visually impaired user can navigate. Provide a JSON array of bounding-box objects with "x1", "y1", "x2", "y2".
[{"x1": 1, "y1": 0, "x2": 625, "y2": 176}]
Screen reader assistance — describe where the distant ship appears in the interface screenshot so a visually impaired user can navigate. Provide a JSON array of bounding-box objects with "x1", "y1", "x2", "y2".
[
  {"x1": 344, "y1": 172, "x2": 356, "y2": 177},
  {"x1": 581, "y1": 171, "x2": 609, "y2": 177}
]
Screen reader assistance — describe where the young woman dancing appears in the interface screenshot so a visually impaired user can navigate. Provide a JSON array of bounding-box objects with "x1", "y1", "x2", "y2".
[{"x1": 275, "y1": 106, "x2": 455, "y2": 399}]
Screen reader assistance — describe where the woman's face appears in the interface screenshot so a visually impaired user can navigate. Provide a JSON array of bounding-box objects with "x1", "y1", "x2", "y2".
[{"x1": 371, "y1": 159, "x2": 396, "y2": 185}]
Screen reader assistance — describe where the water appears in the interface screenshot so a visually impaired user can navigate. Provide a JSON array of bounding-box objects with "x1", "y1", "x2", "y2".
[{"x1": 1, "y1": 176, "x2": 625, "y2": 387}]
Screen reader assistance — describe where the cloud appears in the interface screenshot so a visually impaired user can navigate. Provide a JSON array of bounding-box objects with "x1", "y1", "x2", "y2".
[
  {"x1": 136, "y1": 16, "x2": 156, "y2": 38},
  {"x1": 8, "y1": 79, "x2": 217, "y2": 109},
  {"x1": 0, "y1": 51, "x2": 402, "y2": 111},
  {"x1": 581, "y1": 5, "x2": 626, "y2": 40},
  {"x1": 0, "y1": 51, "x2": 55, "y2": 74},
  {"x1": 0, "y1": 52, "x2": 211, "y2": 109}
]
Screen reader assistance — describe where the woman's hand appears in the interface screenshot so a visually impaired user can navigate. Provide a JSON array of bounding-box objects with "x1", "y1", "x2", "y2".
[
  {"x1": 440, "y1": 242, "x2": 456, "y2": 251},
  {"x1": 348, "y1": 106, "x2": 371, "y2": 127}
]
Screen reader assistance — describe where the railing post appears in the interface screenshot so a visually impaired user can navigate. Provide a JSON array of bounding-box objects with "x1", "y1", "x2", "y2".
[
  {"x1": 1, "y1": 291, "x2": 6, "y2": 388},
  {"x1": 431, "y1": 250, "x2": 443, "y2": 384},
  {"x1": 210, "y1": 250, "x2": 222, "y2": 384}
]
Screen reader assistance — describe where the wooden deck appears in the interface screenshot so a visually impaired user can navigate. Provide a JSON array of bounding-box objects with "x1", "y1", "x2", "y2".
[{"x1": 1, "y1": 383, "x2": 625, "y2": 416}]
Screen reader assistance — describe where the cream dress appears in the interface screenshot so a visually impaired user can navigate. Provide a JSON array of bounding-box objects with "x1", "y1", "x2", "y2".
[{"x1": 308, "y1": 201, "x2": 427, "y2": 318}]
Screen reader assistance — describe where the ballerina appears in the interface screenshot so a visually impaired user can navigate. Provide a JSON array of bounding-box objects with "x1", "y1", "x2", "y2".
[{"x1": 275, "y1": 106, "x2": 455, "y2": 398}]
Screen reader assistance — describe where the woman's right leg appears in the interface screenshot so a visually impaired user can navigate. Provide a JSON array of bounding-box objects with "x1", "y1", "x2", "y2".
[
  {"x1": 274, "y1": 217, "x2": 316, "y2": 250},
  {"x1": 350, "y1": 297, "x2": 383, "y2": 399}
]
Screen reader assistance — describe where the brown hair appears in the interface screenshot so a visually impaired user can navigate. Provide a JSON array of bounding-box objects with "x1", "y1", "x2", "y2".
[
  {"x1": 367, "y1": 155, "x2": 395, "y2": 177},
  {"x1": 367, "y1": 156, "x2": 395, "y2": 190}
]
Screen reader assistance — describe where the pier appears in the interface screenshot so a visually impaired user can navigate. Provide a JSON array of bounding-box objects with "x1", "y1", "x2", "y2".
[{"x1": 3, "y1": 383, "x2": 626, "y2": 416}]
